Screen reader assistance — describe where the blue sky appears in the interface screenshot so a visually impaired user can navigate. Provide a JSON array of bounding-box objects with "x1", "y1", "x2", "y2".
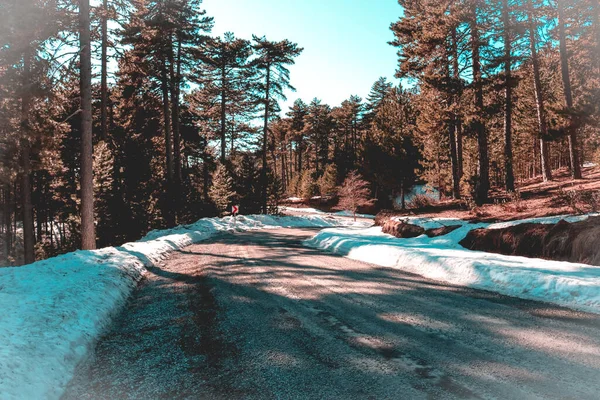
[{"x1": 202, "y1": 0, "x2": 403, "y2": 112}]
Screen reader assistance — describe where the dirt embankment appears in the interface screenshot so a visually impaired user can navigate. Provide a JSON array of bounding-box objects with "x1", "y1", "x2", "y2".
[
  {"x1": 381, "y1": 219, "x2": 461, "y2": 239},
  {"x1": 459, "y1": 216, "x2": 600, "y2": 266}
]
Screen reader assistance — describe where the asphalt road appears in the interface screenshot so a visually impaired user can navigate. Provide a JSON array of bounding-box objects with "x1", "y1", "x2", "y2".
[{"x1": 63, "y1": 228, "x2": 600, "y2": 399}]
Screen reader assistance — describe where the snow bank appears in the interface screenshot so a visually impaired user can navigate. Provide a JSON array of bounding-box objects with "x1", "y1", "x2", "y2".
[
  {"x1": 280, "y1": 207, "x2": 375, "y2": 219},
  {"x1": 306, "y1": 215, "x2": 600, "y2": 314},
  {"x1": 279, "y1": 206, "x2": 326, "y2": 215},
  {"x1": 392, "y1": 213, "x2": 599, "y2": 232},
  {"x1": 333, "y1": 210, "x2": 376, "y2": 219},
  {"x1": 0, "y1": 214, "x2": 360, "y2": 400}
]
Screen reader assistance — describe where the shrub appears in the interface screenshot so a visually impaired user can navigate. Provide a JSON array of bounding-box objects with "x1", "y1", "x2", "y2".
[
  {"x1": 554, "y1": 187, "x2": 600, "y2": 214},
  {"x1": 406, "y1": 194, "x2": 434, "y2": 209}
]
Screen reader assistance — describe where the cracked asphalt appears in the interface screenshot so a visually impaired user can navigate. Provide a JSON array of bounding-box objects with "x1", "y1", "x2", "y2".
[{"x1": 63, "y1": 228, "x2": 600, "y2": 399}]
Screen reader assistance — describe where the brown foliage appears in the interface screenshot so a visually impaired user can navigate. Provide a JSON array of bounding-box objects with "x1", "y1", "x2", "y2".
[{"x1": 336, "y1": 171, "x2": 375, "y2": 220}]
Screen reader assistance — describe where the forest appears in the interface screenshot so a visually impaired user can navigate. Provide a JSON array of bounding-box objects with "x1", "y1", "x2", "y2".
[{"x1": 0, "y1": 0, "x2": 599, "y2": 266}]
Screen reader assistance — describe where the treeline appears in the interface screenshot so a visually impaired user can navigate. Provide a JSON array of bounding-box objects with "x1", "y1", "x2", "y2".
[
  {"x1": 0, "y1": 0, "x2": 305, "y2": 264},
  {"x1": 260, "y1": 0, "x2": 600, "y2": 210},
  {"x1": 387, "y1": 0, "x2": 600, "y2": 204},
  {"x1": 1, "y1": 0, "x2": 599, "y2": 266}
]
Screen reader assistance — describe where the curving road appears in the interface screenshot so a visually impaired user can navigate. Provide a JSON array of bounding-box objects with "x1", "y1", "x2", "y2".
[{"x1": 63, "y1": 228, "x2": 600, "y2": 399}]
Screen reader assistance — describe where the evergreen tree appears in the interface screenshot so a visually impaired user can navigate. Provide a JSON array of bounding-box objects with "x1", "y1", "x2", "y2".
[
  {"x1": 287, "y1": 98, "x2": 309, "y2": 173},
  {"x1": 299, "y1": 169, "x2": 318, "y2": 200},
  {"x1": 318, "y1": 164, "x2": 338, "y2": 197},
  {"x1": 198, "y1": 33, "x2": 253, "y2": 163},
  {"x1": 209, "y1": 163, "x2": 236, "y2": 214},
  {"x1": 556, "y1": 0, "x2": 582, "y2": 179},
  {"x1": 79, "y1": 0, "x2": 96, "y2": 250},
  {"x1": 252, "y1": 35, "x2": 303, "y2": 213}
]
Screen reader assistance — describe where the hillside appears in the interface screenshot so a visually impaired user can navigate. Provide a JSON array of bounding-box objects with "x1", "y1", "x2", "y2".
[{"x1": 378, "y1": 164, "x2": 600, "y2": 223}]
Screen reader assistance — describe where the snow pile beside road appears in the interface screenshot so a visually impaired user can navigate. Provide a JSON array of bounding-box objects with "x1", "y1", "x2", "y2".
[
  {"x1": 0, "y1": 214, "x2": 360, "y2": 400},
  {"x1": 279, "y1": 206, "x2": 326, "y2": 214},
  {"x1": 391, "y1": 213, "x2": 599, "y2": 232},
  {"x1": 279, "y1": 206, "x2": 376, "y2": 219},
  {"x1": 334, "y1": 210, "x2": 376, "y2": 219},
  {"x1": 305, "y1": 215, "x2": 600, "y2": 314}
]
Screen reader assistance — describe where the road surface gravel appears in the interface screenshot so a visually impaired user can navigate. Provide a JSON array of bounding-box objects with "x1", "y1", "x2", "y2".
[{"x1": 63, "y1": 228, "x2": 600, "y2": 399}]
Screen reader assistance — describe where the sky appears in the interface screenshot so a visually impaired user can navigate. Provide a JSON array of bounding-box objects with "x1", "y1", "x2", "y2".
[{"x1": 202, "y1": 0, "x2": 403, "y2": 112}]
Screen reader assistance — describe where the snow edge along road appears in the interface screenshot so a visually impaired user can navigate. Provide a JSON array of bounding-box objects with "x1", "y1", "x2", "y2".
[
  {"x1": 304, "y1": 214, "x2": 600, "y2": 315},
  {"x1": 0, "y1": 214, "x2": 367, "y2": 400}
]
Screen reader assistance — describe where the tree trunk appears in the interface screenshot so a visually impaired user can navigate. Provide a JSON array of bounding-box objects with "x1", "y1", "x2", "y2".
[
  {"x1": 400, "y1": 182, "x2": 406, "y2": 210},
  {"x1": 172, "y1": 38, "x2": 182, "y2": 187},
  {"x1": 297, "y1": 137, "x2": 303, "y2": 173},
  {"x1": 594, "y1": 0, "x2": 600, "y2": 74},
  {"x1": 451, "y1": 27, "x2": 464, "y2": 180},
  {"x1": 100, "y1": 0, "x2": 108, "y2": 141},
  {"x1": 281, "y1": 152, "x2": 286, "y2": 191},
  {"x1": 79, "y1": 0, "x2": 96, "y2": 250},
  {"x1": 161, "y1": 53, "x2": 175, "y2": 226},
  {"x1": 470, "y1": 11, "x2": 490, "y2": 205},
  {"x1": 220, "y1": 64, "x2": 227, "y2": 163},
  {"x1": 502, "y1": 0, "x2": 516, "y2": 192},
  {"x1": 449, "y1": 122, "x2": 461, "y2": 199},
  {"x1": 169, "y1": 37, "x2": 182, "y2": 222},
  {"x1": 21, "y1": 52, "x2": 35, "y2": 263},
  {"x1": 528, "y1": 2, "x2": 553, "y2": 182},
  {"x1": 3, "y1": 184, "x2": 11, "y2": 265},
  {"x1": 202, "y1": 136, "x2": 210, "y2": 201},
  {"x1": 230, "y1": 115, "x2": 235, "y2": 155},
  {"x1": 261, "y1": 64, "x2": 271, "y2": 214},
  {"x1": 446, "y1": 43, "x2": 461, "y2": 200},
  {"x1": 557, "y1": 0, "x2": 582, "y2": 179}
]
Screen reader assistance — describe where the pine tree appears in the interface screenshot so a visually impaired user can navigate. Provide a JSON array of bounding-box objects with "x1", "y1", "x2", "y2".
[
  {"x1": 252, "y1": 36, "x2": 303, "y2": 213},
  {"x1": 556, "y1": 0, "x2": 582, "y2": 179},
  {"x1": 287, "y1": 98, "x2": 309, "y2": 173},
  {"x1": 209, "y1": 163, "x2": 236, "y2": 214},
  {"x1": 80, "y1": 0, "x2": 96, "y2": 250},
  {"x1": 198, "y1": 33, "x2": 252, "y2": 163},
  {"x1": 304, "y1": 98, "x2": 333, "y2": 175},
  {"x1": 470, "y1": 3, "x2": 490, "y2": 205},
  {"x1": 526, "y1": 0, "x2": 553, "y2": 181},
  {"x1": 318, "y1": 164, "x2": 338, "y2": 197},
  {"x1": 299, "y1": 169, "x2": 318, "y2": 200}
]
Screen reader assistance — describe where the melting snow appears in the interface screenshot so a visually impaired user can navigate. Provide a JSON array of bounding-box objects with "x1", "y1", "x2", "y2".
[
  {"x1": 306, "y1": 213, "x2": 600, "y2": 314},
  {"x1": 0, "y1": 214, "x2": 365, "y2": 400}
]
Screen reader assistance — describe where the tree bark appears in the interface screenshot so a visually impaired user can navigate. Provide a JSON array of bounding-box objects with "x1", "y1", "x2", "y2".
[
  {"x1": 470, "y1": 11, "x2": 490, "y2": 205},
  {"x1": 3, "y1": 184, "x2": 12, "y2": 265},
  {"x1": 451, "y1": 27, "x2": 464, "y2": 180},
  {"x1": 527, "y1": 2, "x2": 553, "y2": 182},
  {"x1": 557, "y1": 0, "x2": 582, "y2": 179},
  {"x1": 174, "y1": 38, "x2": 182, "y2": 186},
  {"x1": 261, "y1": 63, "x2": 271, "y2": 214},
  {"x1": 202, "y1": 136, "x2": 210, "y2": 201},
  {"x1": 100, "y1": 0, "x2": 108, "y2": 141},
  {"x1": 220, "y1": 64, "x2": 227, "y2": 163},
  {"x1": 449, "y1": 122, "x2": 461, "y2": 199},
  {"x1": 446, "y1": 48, "x2": 460, "y2": 199},
  {"x1": 502, "y1": 0, "x2": 516, "y2": 192},
  {"x1": 169, "y1": 37, "x2": 182, "y2": 222},
  {"x1": 80, "y1": 0, "x2": 96, "y2": 250},
  {"x1": 161, "y1": 52, "x2": 175, "y2": 226},
  {"x1": 594, "y1": 0, "x2": 600, "y2": 74},
  {"x1": 20, "y1": 52, "x2": 35, "y2": 263}
]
